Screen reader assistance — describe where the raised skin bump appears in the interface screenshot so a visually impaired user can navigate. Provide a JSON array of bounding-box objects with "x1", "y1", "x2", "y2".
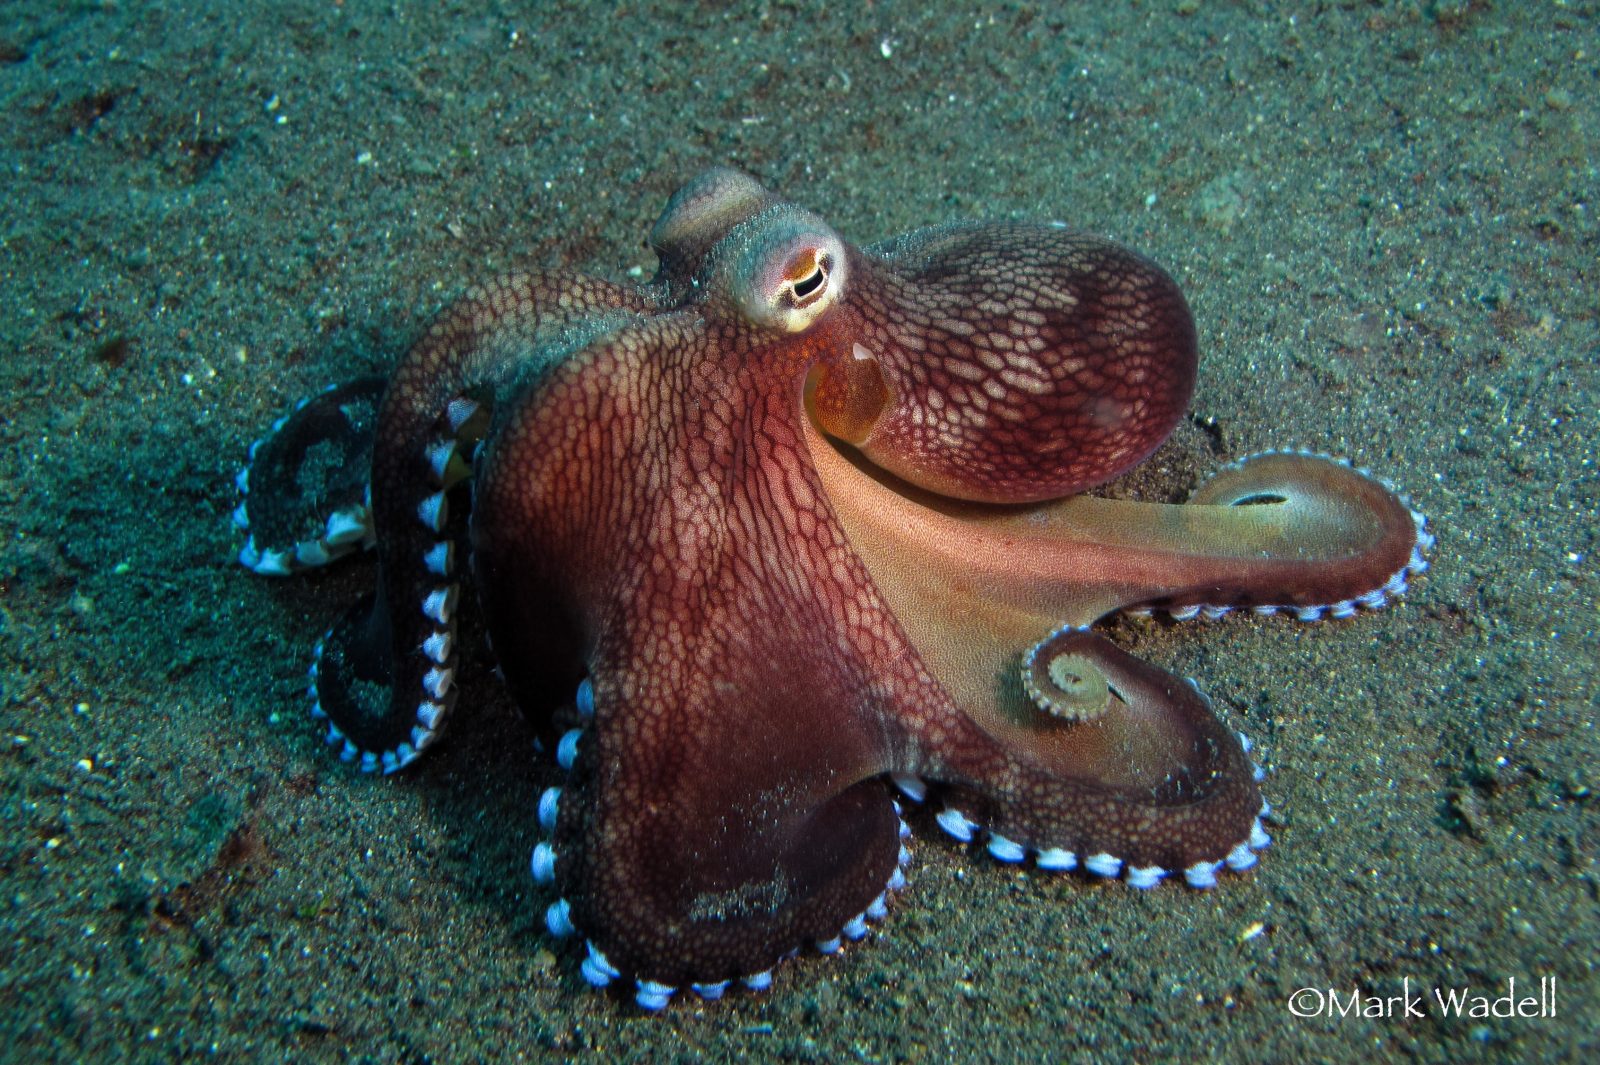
[{"x1": 648, "y1": 166, "x2": 778, "y2": 298}]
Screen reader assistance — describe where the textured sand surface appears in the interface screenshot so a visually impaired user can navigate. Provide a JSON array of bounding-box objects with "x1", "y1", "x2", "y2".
[{"x1": 2, "y1": 4, "x2": 1594, "y2": 1061}]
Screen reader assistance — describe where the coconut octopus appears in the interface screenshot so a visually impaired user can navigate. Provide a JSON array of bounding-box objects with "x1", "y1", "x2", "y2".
[{"x1": 234, "y1": 168, "x2": 1430, "y2": 1009}]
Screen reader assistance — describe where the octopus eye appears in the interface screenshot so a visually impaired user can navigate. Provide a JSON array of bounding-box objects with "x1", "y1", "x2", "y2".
[{"x1": 728, "y1": 209, "x2": 849, "y2": 334}]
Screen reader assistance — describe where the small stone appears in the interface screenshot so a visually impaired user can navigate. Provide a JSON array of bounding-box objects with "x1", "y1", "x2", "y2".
[
  {"x1": 1446, "y1": 788, "x2": 1490, "y2": 837},
  {"x1": 1194, "y1": 173, "x2": 1248, "y2": 232}
]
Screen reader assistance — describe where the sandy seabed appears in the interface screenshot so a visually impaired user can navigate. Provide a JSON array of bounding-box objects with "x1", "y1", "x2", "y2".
[{"x1": 1, "y1": 3, "x2": 1595, "y2": 1062}]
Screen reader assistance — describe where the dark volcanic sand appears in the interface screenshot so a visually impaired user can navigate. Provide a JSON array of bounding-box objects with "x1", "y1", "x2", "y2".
[{"x1": 1, "y1": 3, "x2": 1595, "y2": 1062}]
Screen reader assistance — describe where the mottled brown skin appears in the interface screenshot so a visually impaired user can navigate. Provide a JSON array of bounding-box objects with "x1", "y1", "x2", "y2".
[
  {"x1": 833, "y1": 222, "x2": 1199, "y2": 503},
  {"x1": 240, "y1": 168, "x2": 1429, "y2": 995}
]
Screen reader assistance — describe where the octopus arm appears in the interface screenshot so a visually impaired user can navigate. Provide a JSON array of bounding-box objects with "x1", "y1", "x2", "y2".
[
  {"x1": 472, "y1": 315, "x2": 904, "y2": 986},
  {"x1": 243, "y1": 272, "x2": 658, "y2": 771},
  {"x1": 804, "y1": 422, "x2": 1426, "y2": 877},
  {"x1": 546, "y1": 634, "x2": 904, "y2": 988}
]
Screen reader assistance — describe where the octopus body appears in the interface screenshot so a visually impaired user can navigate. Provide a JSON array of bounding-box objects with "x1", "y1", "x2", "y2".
[{"x1": 235, "y1": 169, "x2": 1431, "y2": 1008}]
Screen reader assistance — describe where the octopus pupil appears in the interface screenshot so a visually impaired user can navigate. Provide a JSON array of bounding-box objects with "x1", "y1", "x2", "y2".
[
  {"x1": 1229, "y1": 492, "x2": 1288, "y2": 507},
  {"x1": 791, "y1": 264, "x2": 826, "y2": 300}
]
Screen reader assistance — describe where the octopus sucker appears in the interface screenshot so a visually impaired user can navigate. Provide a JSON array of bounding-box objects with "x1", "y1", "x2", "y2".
[{"x1": 236, "y1": 167, "x2": 1429, "y2": 1006}]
